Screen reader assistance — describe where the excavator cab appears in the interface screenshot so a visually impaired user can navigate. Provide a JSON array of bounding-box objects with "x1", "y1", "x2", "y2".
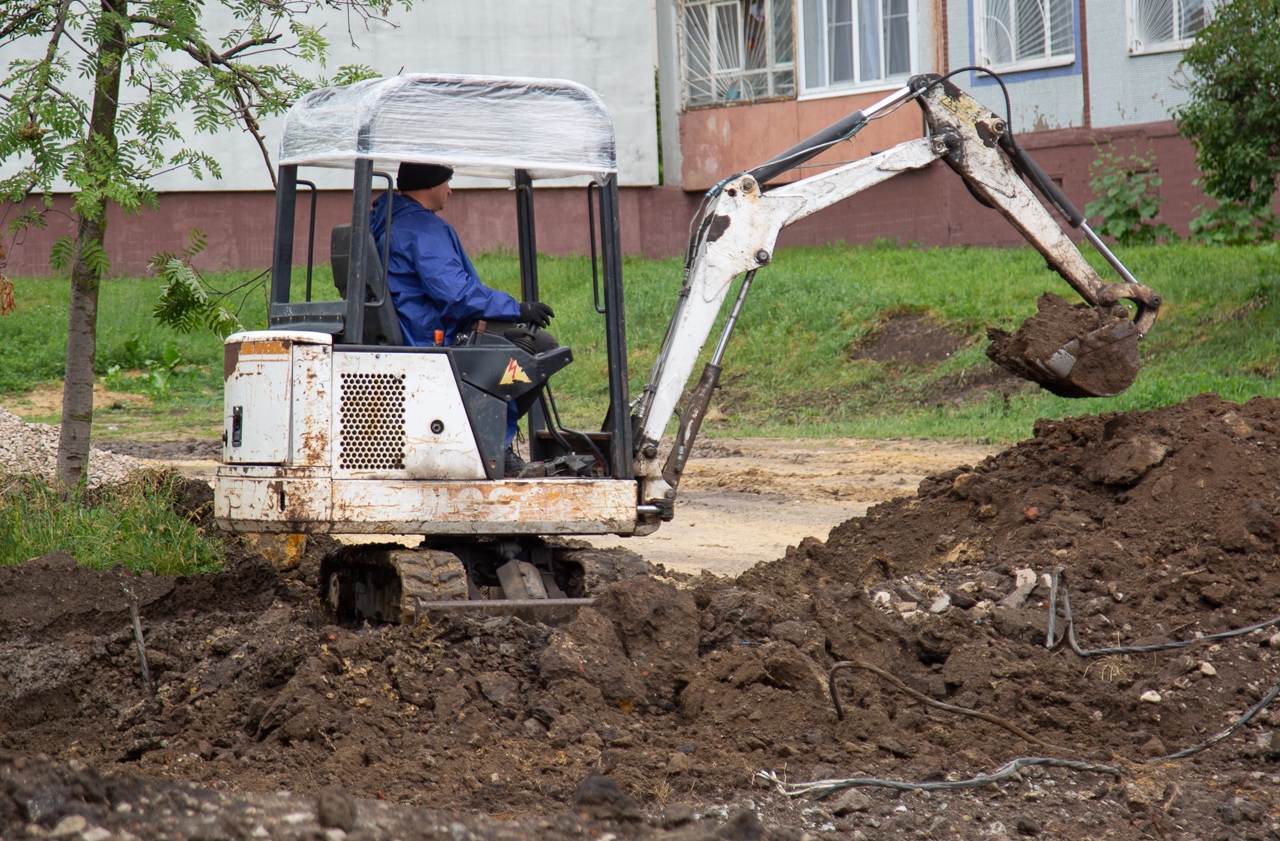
[
  {"x1": 247, "y1": 74, "x2": 634, "y2": 482},
  {"x1": 324, "y1": 217, "x2": 576, "y2": 474}
]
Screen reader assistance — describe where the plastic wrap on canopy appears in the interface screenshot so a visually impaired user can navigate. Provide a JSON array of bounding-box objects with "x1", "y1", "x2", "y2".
[{"x1": 278, "y1": 74, "x2": 617, "y2": 182}]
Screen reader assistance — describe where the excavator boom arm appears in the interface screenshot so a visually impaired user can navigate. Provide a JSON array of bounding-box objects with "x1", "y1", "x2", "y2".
[{"x1": 630, "y1": 75, "x2": 1161, "y2": 514}]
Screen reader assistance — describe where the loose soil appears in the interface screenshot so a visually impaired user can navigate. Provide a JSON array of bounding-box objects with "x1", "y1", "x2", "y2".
[
  {"x1": 987, "y1": 292, "x2": 1141, "y2": 399},
  {"x1": 850, "y1": 314, "x2": 962, "y2": 366},
  {"x1": 5, "y1": 394, "x2": 1280, "y2": 840}
]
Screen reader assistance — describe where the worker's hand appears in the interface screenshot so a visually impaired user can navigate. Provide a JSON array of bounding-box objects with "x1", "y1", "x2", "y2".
[{"x1": 519, "y1": 301, "x2": 555, "y2": 328}]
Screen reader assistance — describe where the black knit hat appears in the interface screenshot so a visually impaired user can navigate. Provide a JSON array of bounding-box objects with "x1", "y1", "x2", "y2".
[{"x1": 397, "y1": 162, "x2": 453, "y2": 191}]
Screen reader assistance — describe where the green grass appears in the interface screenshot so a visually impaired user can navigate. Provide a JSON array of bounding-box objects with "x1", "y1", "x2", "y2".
[
  {"x1": 0, "y1": 267, "x2": 313, "y2": 438},
  {"x1": 0, "y1": 473, "x2": 224, "y2": 574},
  {"x1": 3, "y1": 241, "x2": 1278, "y2": 445},
  {"x1": 519, "y1": 240, "x2": 1280, "y2": 442}
]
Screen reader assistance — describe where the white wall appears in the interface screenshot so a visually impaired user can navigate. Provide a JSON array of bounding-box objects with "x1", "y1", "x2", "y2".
[
  {"x1": 2, "y1": 0, "x2": 659, "y2": 191},
  {"x1": 1086, "y1": 0, "x2": 1194, "y2": 129},
  {"x1": 946, "y1": 0, "x2": 1084, "y2": 133}
]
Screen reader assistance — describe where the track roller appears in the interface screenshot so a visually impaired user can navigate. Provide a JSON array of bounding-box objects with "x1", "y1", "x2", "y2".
[{"x1": 320, "y1": 545, "x2": 469, "y2": 625}]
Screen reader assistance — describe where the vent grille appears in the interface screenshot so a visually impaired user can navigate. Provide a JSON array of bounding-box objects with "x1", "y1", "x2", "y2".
[{"x1": 338, "y1": 372, "x2": 406, "y2": 470}]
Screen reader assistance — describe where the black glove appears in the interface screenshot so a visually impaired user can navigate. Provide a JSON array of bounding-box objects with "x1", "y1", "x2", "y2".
[
  {"x1": 519, "y1": 301, "x2": 555, "y2": 328},
  {"x1": 504, "y1": 327, "x2": 539, "y2": 355}
]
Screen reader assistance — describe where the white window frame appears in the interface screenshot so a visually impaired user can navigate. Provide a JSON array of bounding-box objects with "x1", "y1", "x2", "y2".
[
  {"x1": 1127, "y1": 0, "x2": 1209, "y2": 56},
  {"x1": 973, "y1": 0, "x2": 1076, "y2": 74},
  {"x1": 679, "y1": 0, "x2": 797, "y2": 108},
  {"x1": 799, "y1": 0, "x2": 917, "y2": 97}
]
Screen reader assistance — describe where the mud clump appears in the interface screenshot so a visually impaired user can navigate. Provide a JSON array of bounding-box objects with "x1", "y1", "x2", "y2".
[
  {"x1": 4, "y1": 394, "x2": 1280, "y2": 839},
  {"x1": 987, "y1": 291, "x2": 1140, "y2": 398}
]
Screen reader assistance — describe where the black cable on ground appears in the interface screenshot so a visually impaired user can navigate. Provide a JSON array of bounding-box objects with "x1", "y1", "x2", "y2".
[
  {"x1": 827, "y1": 660, "x2": 1069, "y2": 754},
  {"x1": 820, "y1": 567, "x2": 1280, "y2": 779},
  {"x1": 1157, "y1": 678, "x2": 1280, "y2": 761},
  {"x1": 1045, "y1": 566, "x2": 1280, "y2": 656},
  {"x1": 1043, "y1": 566, "x2": 1280, "y2": 761}
]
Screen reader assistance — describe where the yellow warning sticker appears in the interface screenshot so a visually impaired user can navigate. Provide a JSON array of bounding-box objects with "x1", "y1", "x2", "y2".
[{"x1": 500, "y1": 358, "x2": 532, "y2": 385}]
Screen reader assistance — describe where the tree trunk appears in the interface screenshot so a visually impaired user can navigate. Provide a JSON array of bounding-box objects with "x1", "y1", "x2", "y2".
[
  {"x1": 55, "y1": 0, "x2": 127, "y2": 493},
  {"x1": 57, "y1": 219, "x2": 104, "y2": 491}
]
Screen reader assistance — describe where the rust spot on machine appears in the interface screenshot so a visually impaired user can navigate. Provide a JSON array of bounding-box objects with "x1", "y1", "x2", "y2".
[{"x1": 223, "y1": 342, "x2": 240, "y2": 382}]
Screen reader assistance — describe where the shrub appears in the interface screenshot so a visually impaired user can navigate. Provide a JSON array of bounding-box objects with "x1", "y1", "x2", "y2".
[
  {"x1": 1189, "y1": 201, "x2": 1279, "y2": 246},
  {"x1": 1084, "y1": 141, "x2": 1175, "y2": 246}
]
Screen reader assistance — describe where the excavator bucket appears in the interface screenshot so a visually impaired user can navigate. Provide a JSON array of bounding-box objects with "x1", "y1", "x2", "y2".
[{"x1": 986, "y1": 292, "x2": 1141, "y2": 399}]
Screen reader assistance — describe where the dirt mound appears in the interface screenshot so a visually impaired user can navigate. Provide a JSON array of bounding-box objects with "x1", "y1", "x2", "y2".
[
  {"x1": 4, "y1": 395, "x2": 1280, "y2": 839},
  {"x1": 740, "y1": 393, "x2": 1280, "y2": 757},
  {"x1": 850, "y1": 314, "x2": 963, "y2": 365}
]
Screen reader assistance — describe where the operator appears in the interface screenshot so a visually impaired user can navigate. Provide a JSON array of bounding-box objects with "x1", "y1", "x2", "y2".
[{"x1": 370, "y1": 161, "x2": 556, "y2": 476}]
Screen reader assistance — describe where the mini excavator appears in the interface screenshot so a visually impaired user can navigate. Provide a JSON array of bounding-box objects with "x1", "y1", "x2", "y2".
[{"x1": 215, "y1": 72, "x2": 1161, "y2": 622}]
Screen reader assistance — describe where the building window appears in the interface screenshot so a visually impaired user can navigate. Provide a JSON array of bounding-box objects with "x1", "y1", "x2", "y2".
[
  {"x1": 974, "y1": 0, "x2": 1075, "y2": 72},
  {"x1": 1128, "y1": 0, "x2": 1206, "y2": 54},
  {"x1": 680, "y1": 0, "x2": 796, "y2": 107},
  {"x1": 801, "y1": 0, "x2": 913, "y2": 93}
]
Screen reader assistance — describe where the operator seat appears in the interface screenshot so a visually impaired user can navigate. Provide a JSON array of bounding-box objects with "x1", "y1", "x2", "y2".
[{"x1": 330, "y1": 224, "x2": 404, "y2": 346}]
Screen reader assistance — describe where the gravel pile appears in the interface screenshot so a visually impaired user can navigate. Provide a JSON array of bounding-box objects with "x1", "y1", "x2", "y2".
[{"x1": 0, "y1": 407, "x2": 146, "y2": 488}]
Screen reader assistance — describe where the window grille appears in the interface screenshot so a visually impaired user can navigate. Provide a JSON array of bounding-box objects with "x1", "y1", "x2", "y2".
[
  {"x1": 1129, "y1": 0, "x2": 1206, "y2": 54},
  {"x1": 681, "y1": 0, "x2": 796, "y2": 107},
  {"x1": 975, "y1": 0, "x2": 1075, "y2": 71}
]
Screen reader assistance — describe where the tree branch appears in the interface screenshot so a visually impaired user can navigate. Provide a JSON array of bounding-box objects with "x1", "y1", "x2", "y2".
[
  {"x1": 39, "y1": 0, "x2": 75, "y2": 65},
  {"x1": 230, "y1": 83, "x2": 278, "y2": 189},
  {"x1": 45, "y1": 81, "x2": 89, "y2": 122},
  {"x1": 125, "y1": 16, "x2": 288, "y2": 185},
  {"x1": 129, "y1": 15, "x2": 284, "y2": 59},
  {"x1": 24, "y1": 0, "x2": 76, "y2": 120},
  {"x1": 0, "y1": 1, "x2": 53, "y2": 42}
]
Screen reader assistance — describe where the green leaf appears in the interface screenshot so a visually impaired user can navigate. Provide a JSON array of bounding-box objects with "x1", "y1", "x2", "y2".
[
  {"x1": 1086, "y1": 140, "x2": 1170, "y2": 246},
  {"x1": 1175, "y1": 0, "x2": 1280, "y2": 216}
]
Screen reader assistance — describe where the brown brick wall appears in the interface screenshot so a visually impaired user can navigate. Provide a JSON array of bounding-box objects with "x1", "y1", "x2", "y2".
[{"x1": 1, "y1": 121, "x2": 1244, "y2": 279}]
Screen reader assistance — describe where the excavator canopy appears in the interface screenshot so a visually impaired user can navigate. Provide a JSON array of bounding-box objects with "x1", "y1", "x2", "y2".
[{"x1": 278, "y1": 74, "x2": 618, "y2": 183}]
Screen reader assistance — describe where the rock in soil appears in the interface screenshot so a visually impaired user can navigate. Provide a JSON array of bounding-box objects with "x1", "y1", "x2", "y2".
[{"x1": 4, "y1": 394, "x2": 1280, "y2": 839}]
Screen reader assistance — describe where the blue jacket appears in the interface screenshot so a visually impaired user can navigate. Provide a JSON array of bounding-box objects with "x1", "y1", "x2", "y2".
[{"x1": 370, "y1": 192, "x2": 521, "y2": 346}]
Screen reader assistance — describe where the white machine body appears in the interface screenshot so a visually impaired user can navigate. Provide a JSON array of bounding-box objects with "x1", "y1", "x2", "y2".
[{"x1": 215, "y1": 330, "x2": 640, "y2": 536}]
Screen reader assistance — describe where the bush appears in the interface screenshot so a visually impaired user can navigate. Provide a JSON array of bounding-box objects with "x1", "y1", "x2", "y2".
[
  {"x1": 1084, "y1": 141, "x2": 1175, "y2": 245},
  {"x1": 1174, "y1": 0, "x2": 1280, "y2": 233},
  {"x1": 1189, "y1": 201, "x2": 1279, "y2": 246}
]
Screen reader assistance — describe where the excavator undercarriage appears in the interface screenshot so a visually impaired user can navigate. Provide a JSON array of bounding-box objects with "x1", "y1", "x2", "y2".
[{"x1": 317, "y1": 539, "x2": 646, "y2": 625}]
